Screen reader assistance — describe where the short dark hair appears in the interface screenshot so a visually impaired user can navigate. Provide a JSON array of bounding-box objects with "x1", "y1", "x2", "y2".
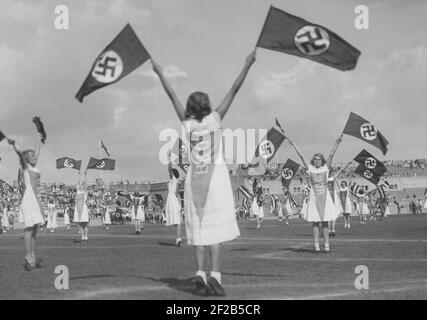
[{"x1": 172, "y1": 168, "x2": 179, "y2": 179}]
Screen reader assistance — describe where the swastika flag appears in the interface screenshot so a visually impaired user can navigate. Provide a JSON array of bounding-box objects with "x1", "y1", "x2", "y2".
[
  {"x1": 353, "y1": 149, "x2": 387, "y2": 185},
  {"x1": 87, "y1": 157, "x2": 115, "y2": 171},
  {"x1": 248, "y1": 126, "x2": 286, "y2": 176},
  {"x1": 256, "y1": 6, "x2": 361, "y2": 71},
  {"x1": 281, "y1": 159, "x2": 300, "y2": 189},
  {"x1": 56, "y1": 157, "x2": 82, "y2": 170},
  {"x1": 76, "y1": 24, "x2": 150, "y2": 103},
  {"x1": 170, "y1": 138, "x2": 190, "y2": 174},
  {"x1": 0, "y1": 130, "x2": 5, "y2": 143},
  {"x1": 343, "y1": 112, "x2": 389, "y2": 155}
]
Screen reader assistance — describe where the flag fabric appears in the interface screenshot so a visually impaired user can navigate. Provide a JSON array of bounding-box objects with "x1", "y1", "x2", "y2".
[
  {"x1": 275, "y1": 117, "x2": 285, "y2": 134},
  {"x1": 87, "y1": 157, "x2": 115, "y2": 170},
  {"x1": 242, "y1": 197, "x2": 250, "y2": 212},
  {"x1": 424, "y1": 187, "x2": 427, "y2": 197},
  {"x1": 237, "y1": 186, "x2": 253, "y2": 199},
  {"x1": 256, "y1": 6, "x2": 361, "y2": 71},
  {"x1": 249, "y1": 126, "x2": 286, "y2": 175},
  {"x1": 354, "y1": 162, "x2": 386, "y2": 185},
  {"x1": 281, "y1": 159, "x2": 300, "y2": 189},
  {"x1": 0, "y1": 179, "x2": 13, "y2": 191},
  {"x1": 349, "y1": 181, "x2": 361, "y2": 194},
  {"x1": 343, "y1": 112, "x2": 389, "y2": 155},
  {"x1": 56, "y1": 157, "x2": 82, "y2": 170},
  {"x1": 375, "y1": 185, "x2": 386, "y2": 199},
  {"x1": 0, "y1": 130, "x2": 5, "y2": 143},
  {"x1": 170, "y1": 138, "x2": 190, "y2": 174},
  {"x1": 354, "y1": 149, "x2": 387, "y2": 176},
  {"x1": 101, "y1": 141, "x2": 111, "y2": 157},
  {"x1": 76, "y1": 24, "x2": 150, "y2": 102},
  {"x1": 33, "y1": 117, "x2": 47, "y2": 144},
  {"x1": 289, "y1": 194, "x2": 299, "y2": 209}
]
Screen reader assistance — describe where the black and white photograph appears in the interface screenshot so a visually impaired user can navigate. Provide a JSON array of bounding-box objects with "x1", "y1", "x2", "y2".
[{"x1": 0, "y1": 0, "x2": 426, "y2": 307}]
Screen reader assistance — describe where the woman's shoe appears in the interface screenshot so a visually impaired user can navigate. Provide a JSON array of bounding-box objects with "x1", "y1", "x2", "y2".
[
  {"x1": 175, "y1": 239, "x2": 182, "y2": 247},
  {"x1": 314, "y1": 244, "x2": 320, "y2": 253},
  {"x1": 24, "y1": 259, "x2": 35, "y2": 272},
  {"x1": 35, "y1": 258, "x2": 42, "y2": 269},
  {"x1": 324, "y1": 244, "x2": 330, "y2": 253},
  {"x1": 194, "y1": 276, "x2": 210, "y2": 297},
  {"x1": 207, "y1": 277, "x2": 226, "y2": 297}
]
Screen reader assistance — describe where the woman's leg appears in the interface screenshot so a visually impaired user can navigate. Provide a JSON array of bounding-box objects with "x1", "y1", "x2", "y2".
[
  {"x1": 313, "y1": 222, "x2": 320, "y2": 250},
  {"x1": 31, "y1": 226, "x2": 38, "y2": 262},
  {"x1": 176, "y1": 222, "x2": 182, "y2": 240},
  {"x1": 24, "y1": 227, "x2": 33, "y2": 264},
  {"x1": 322, "y1": 221, "x2": 330, "y2": 250}
]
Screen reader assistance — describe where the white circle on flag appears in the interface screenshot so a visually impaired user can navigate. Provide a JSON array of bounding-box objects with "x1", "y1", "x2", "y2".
[
  {"x1": 294, "y1": 25, "x2": 330, "y2": 56},
  {"x1": 360, "y1": 123, "x2": 377, "y2": 141},
  {"x1": 92, "y1": 50, "x2": 123, "y2": 83},
  {"x1": 180, "y1": 145, "x2": 188, "y2": 157},
  {"x1": 364, "y1": 170, "x2": 373, "y2": 179},
  {"x1": 96, "y1": 160, "x2": 106, "y2": 169},
  {"x1": 282, "y1": 168, "x2": 294, "y2": 180},
  {"x1": 259, "y1": 140, "x2": 275, "y2": 159},
  {"x1": 64, "y1": 158, "x2": 74, "y2": 168},
  {"x1": 365, "y1": 157, "x2": 377, "y2": 169}
]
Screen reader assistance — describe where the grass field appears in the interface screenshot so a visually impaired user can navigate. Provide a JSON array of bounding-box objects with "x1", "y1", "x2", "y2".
[{"x1": 1, "y1": 214, "x2": 426, "y2": 300}]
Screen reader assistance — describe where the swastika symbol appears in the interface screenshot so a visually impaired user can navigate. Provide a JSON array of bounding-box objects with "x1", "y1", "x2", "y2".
[
  {"x1": 259, "y1": 140, "x2": 275, "y2": 159},
  {"x1": 360, "y1": 123, "x2": 377, "y2": 141},
  {"x1": 282, "y1": 168, "x2": 294, "y2": 180},
  {"x1": 92, "y1": 50, "x2": 123, "y2": 83},
  {"x1": 96, "y1": 161, "x2": 106, "y2": 169},
  {"x1": 365, "y1": 157, "x2": 377, "y2": 169},
  {"x1": 180, "y1": 145, "x2": 188, "y2": 156},
  {"x1": 64, "y1": 158, "x2": 74, "y2": 168},
  {"x1": 294, "y1": 25, "x2": 330, "y2": 56},
  {"x1": 364, "y1": 170, "x2": 373, "y2": 179}
]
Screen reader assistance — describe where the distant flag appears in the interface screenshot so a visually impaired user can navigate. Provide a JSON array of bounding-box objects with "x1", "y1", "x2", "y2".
[
  {"x1": 33, "y1": 116, "x2": 47, "y2": 144},
  {"x1": 170, "y1": 138, "x2": 190, "y2": 174},
  {"x1": 376, "y1": 185, "x2": 386, "y2": 199},
  {"x1": 238, "y1": 186, "x2": 252, "y2": 212},
  {"x1": 76, "y1": 24, "x2": 150, "y2": 102},
  {"x1": 353, "y1": 150, "x2": 387, "y2": 185},
  {"x1": 87, "y1": 157, "x2": 115, "y2": 171},
  {"x1": 101, "y1": 141, "x2": 111, "y2": 157},
  {"x1": 424, "y1": 187, "x2": 427, "y2": 197},
  {"x1": 275, "y1": 117, "x2": 285, "y2": 134},
  {"x1": 0, "y1": 130, "x2": 6, "y2": 143},
  {"x1": 248, "y1": 126, "x2": 286, "y2": 176},
  {"x1": 350, "y1": 181, "x2": 361, "y2": 194},
  {"x1": 289, "y1": 194, "x2": 299, "y2": 209},
  {"x1": 343, "y1": 112, "x2": 389, "y2": 155},
  {"x1": 281, "y1": 159, "x2": 300, "y2": 189},
  {"x1": 56, "y1": 157, "x2": 82, "y2": 170},
  {"x1": 256, "y1": 6, "x2": 361, "y2": 71}
]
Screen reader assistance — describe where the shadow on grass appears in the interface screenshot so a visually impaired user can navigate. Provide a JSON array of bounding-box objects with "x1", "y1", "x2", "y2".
[
  {"x1": 146, "y1": 277, "x2": 200, "y2": 296},
  {"x1": 158, "y1": 241, "x2": 177, "y2": 247},
  {"x1": 222, "y1": 272, "x2": 289, "y2": 279}
]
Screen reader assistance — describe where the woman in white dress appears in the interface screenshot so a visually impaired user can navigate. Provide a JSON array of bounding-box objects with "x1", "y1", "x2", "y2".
[
  {"x1": 282, "y1": 188, "x2": 293, "y2": 226},
  {"x1": 131, "y1": 193, "x2": 145, "y2": 234},
  {"x1": 46, "y1": 199, "x2": 57, "y2": 233},
  {"x1": 1, "y1": 206, "x2": 10, "y2": 233},
  {"x1": 152, "y1": 50, "x2": 255, "y2": 296},
  {"x1": 288, "y1": 139, "x2": 340, "y2": 252},
  {"x1": 338, "y1": 181, "x2": 353, "y2": 229},
  {"x1": 354, "y1": 189, "x2": 370, "y2": 224},
  {"x1": 166, "y1": 156, "x2": 183, "y2": 246},
  {"x1": 63, "y1": 204, "x2": 71, "y2": 230},
  {"x1": 8, "y1": 135, "x2": 44, "y2": 270},
  {"x1": 102, "y1": 199, "x2": 112, "y2": 230},
  {"x1": 74, "y1": 171, "x2": 90, "y2": 243}
]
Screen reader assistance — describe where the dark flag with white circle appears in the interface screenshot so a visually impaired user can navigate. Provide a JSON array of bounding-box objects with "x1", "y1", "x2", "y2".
[
  {"x1": 256, "y1": 6, "x2": 361, "y2": 71},
  {"x1": 353, "y1": 149, "x2": 387, "y2": 185},
  {"x1": 343, "y1": 112, "x2": 389, "y2": 155},
  {"x1": 170, "y1": 138, "x2": 190, "y2": 174},
  {"x1": 75, "y1": 23, "x2": 150, "y2": 103},
  {"x1": 87, "y1": 157, "x2": 115, "y2": 171},
  {"x1": 281, "y1": 159, "x2": 300, "y2": 189},
  {"x1": 56, "y1": 157, "x2": 82, "y2": 170}
]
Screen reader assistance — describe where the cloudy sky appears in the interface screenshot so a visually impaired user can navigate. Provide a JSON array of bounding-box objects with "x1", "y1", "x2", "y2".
[{"x1": 0, "y1": 0, "x2": 426, "y2": 185}]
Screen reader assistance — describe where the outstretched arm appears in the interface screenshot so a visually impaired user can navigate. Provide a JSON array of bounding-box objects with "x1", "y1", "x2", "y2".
[
  {"x1": 34, "y1": 133, "x2": 43, "y2": 162},
  {"x1": 327, "y1": 134, "x2": 343, "y2": 170},
  {"x1": 216, "y1": 50, "x2": 256, "y2": 120},
  {"x1": 151, "y1": 59, "x2": 186, "y2": 121},
  {"x1": 8, "y1": 139, "x2": 27, "y2": 169},
  {"x1": 167, "y1": 151, "x2": 174, "y2": 179},
  {"x1": 287, "y1": 138, "x2": 309, "y2": 169},
  {"x1": 331, "y1": 160, "x2": 353, "y2": 180}
]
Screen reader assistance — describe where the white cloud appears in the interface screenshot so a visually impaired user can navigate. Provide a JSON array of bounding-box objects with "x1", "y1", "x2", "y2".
[{"x1": 141, "y1": 65, "x2": 188, "y2": 80}]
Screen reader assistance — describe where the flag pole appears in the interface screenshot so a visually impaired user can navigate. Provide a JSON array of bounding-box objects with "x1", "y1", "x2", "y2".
[{"x1": 99, "y1": 140, "x2": 103, "y2": 181}]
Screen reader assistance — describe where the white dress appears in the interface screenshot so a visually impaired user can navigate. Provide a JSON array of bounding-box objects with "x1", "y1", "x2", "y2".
[
  {"x1": 20, "y1": 166, "x2": 45, "y2": 228},
  {"x1": 328, "y1": 178, "x2": 343, "y2": 220},
  {"x1": 2, "y1": 209, "x2": 10, "y2": 228},
  {"x1": 46, "y1": 203, "x2": 57, "y2": 228},
  {"x1": 131, "y1": 196, "x2": 145, "y2": 221},
  {"x1": 103, "y1": 206, "x2": 112, "y2": 225},
  {"x1": 304, "y1": 165, "x2": 337, "y2": 222},
  {"x1": 338, "y1": 187, "x2": 353, "y2": 214},
  {"x1": 73, "y1": 191, "x2": 89, "y2": 223},
  {"x1": 182, "y1": 111, "x2": 240, "y2": 245},
  {"x1": 165, "y1": 176, "x2": 182, "y2": 226},
  {"x1": 355, "y1": 195, "x2": 369, "y2": 215},
  {"x1": 64, "y1": 210, "x2": 70, "y2": 225}
]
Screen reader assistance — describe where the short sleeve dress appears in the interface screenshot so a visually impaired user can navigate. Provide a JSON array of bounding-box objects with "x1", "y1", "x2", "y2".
[
  {"x1": 20, "y1": 166, "x2": 45, "y2": 228},
  {"x1": 182, "y1": 111, "x2": 240, "y2": 245},
  {"x1": 73, "y1": 191, "x2": 89, "y2": 223},
  {"x1": 303, "y1": 164, "x2": 338, "y2": 222},
  {"x1": 165, "y1": 176, "x2": 182, "y2": 226}
]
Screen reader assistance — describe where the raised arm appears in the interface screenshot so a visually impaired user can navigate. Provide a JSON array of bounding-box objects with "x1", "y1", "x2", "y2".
[
  {"x1": 167, "y1": 151, "x2": 174, "y2": 179},
  {"x1": 151, "y1": 59, "x2": 186, "y2": 121},
  {"x1": 8, "y1": 139, "x2": 27, "y2": 169},
  {"x1": 287, "y1": 138, "x2": 309, "y2": 169},
  {"x1": 331, "y1": 160, "x2": 353, "y2": 180},
  {"x1": 216, "y1": 50, "x2": 256, "y2": 120},
  {"x1": 327, "y1": 134, "x2": 343, "y2": 170},
  {"x1": 34, "y1": 133, "x2": 43, "y2": 162}
]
